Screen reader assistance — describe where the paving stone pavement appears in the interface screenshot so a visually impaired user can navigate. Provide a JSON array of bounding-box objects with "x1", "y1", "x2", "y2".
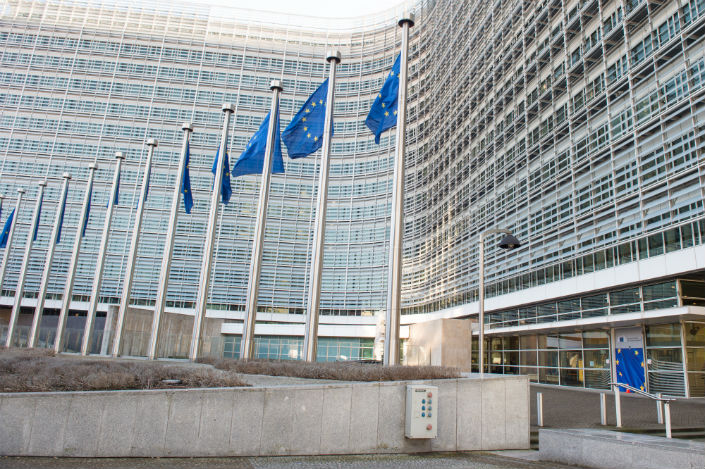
[
  {"x1": 0, "y1": 453, "x2": 584, "y2": 469},
  {"x1": 530, "y1": 383, "x2": 705, "y2": 430}
]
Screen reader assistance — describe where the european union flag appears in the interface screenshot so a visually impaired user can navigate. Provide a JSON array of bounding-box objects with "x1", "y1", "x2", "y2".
[
  {"x1": 82, "y1": 187, "x2": 92, "y2": 237},
  {"x1": 55, "y1": 192, "x2": 67, "y2": 244},
  {"x1": 365, "y1": 54, "x2": 400, "y2": 144},
  {"x1": 211, "y1": 145, "x2": 232, "y2": 204},
  {"x1": 32, "y1": 192, "x2": 44, "y2": 241},
  {"x1": 233, "y1": 111, "x2": 284, "y2": 177},
  {"x1": 282, "y1": 79, "x2": 330, "y2": 158},
  {"x1": 181, "y1": 141, "x2": 193, "y2": 214},
  {"x1": 0, "y1": 208, "x2": 15, "y2": 248}
]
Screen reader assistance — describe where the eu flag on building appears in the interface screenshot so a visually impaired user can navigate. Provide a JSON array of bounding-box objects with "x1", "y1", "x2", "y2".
[
  {"x1": 365, "y1": 54, "x2": 400, "y2": 144},
  {"x1": 32, "y1": 192, "x2": 44, "y2": 241},
  {"x1": 0, "y1": 208, "x2": 15, "y2": 248},
  {"x1": 282, "y1": 79, "x2": 330, "y2": 158},
  {"x1": 108, "y1": 173, "x2": 120, "y2": 207},
  {"x1": 212, "y1": 145, "x2": 232, "y2": 204},
  {"x1": 181, "y1": 141, "x2": 193, "y2": 213},
  {"x1": 232, "y1": 111, "x2": 285, "y2": 177},
  {"x1": 82, "y1": 188, "x2": 92, "y2": 237},
  {"x1": 55, "y1": 193, "x2": 68, "y2": 244},
  {"x1": 615, "y1": 347, "x2": 646, "y2": 392}
]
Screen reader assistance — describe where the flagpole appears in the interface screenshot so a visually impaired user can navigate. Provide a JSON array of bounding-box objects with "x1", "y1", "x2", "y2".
[
  {"x1": 111, "y1": 139, "x2": 157, "y2": 357},
  {"x1": 189, "y1": 104, "x2": 234, "y2": 361},
  {"x1": 240, "y1": 80, "x2": 283, "y2": 361},
  {"x1": 81, "y1": 152, "x2": 124, "y2": 356},
  {"x1": 384, "y1": 13, "x2": 414, "y2": 366},
  {"x1": 5, "y1": 181, "x2": 46, "y2": 347},
  {"x1": 0, "y1": 189, "x2": 24, "y2": 292},
  {"x1": 302, "y1": 51, "x2": 340, "y2": 362},
  {"x1": 147, "y1": 123, "x2": 192, "y2": 360},
  {"x1": 28, "y1": 173, "x2": 71, "y2": 348},
  {"x1": 54, "y1": 164, "x2": 97, "y2": 353}
]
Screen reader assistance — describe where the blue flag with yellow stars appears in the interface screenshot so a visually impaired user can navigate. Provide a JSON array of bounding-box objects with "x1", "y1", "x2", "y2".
[
  {"x1": 181, "y1": 141, "x2": 193, "y2": 213},
  {"x1": 55, "y1": 192, "x2": 68, "y2": 244},
  {"x1": 0, "y1": 208, "x2": 15, "y2": 248},
  {"x1": 615, "y1": 347, "x2": 645, "y2": 393},
  {"x1": 32, "y1": 191, "x2": 44, "y2": 241},
  {"x1": 82, "y1": 187, "x2": 92, "y2": 237},
  {"x1": 212, "y1": 145, "x2": 232, "y2": 204},
  {"x1": 282, "y1": 79, "x2": 330, "y2": 158},
  {"x1": 365, "y1": 54, "x2": 400, "y2": 144},
  {"x1": 233, "y1": 111, "x2": 285, "y2": 178}
]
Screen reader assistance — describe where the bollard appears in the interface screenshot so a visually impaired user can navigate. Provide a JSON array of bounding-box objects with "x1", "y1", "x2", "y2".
[
  {"x1": 614, "y1": 386, "x2": 622, "y2": 428},
  {"x1": 656, "y1": 393, "x2": 664, "y2": 424},
  {"x1": 600, "y1": 393, "x2": 607, "y2": 425},
  {"x1": 537, "y1": 392, "x2": 544, "y2": 427},
  {"x1": 664, "y1": 402, "x2": 672, "y2": 439}
]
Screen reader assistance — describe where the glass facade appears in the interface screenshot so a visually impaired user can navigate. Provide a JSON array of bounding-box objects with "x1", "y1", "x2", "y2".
[
  {"x1": 222, "y1": 335, "x2": 374, "y2": 362},
  {"x1": 0, "y1": 0, "x2": 703, "y2": 387}
]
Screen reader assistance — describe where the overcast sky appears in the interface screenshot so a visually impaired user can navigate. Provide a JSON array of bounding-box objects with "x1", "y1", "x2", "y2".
[{"x1": 206, "y1": 0, "x2": 406, "y2": 18}]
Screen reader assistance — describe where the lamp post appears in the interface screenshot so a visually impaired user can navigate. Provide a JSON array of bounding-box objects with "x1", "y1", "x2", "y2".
[{"x1": 478, "y1": 229, "x2": 521, "y2": 375}]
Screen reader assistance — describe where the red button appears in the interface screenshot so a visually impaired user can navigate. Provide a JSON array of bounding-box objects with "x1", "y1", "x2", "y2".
[
  {"x1": 426, "y1": 424, "x2": 433, "y2": 430},
  {"x1": 427, "y1": 392, "x2": 433, "y2": 398}
]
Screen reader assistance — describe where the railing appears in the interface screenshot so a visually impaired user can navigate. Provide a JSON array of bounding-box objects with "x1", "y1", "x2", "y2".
[{"x1": 608, "y1": 382, "x2": 675, "y2": 438}]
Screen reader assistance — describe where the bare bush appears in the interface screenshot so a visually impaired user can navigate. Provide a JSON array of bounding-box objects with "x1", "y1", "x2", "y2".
[
  {"x1": 199, "y1": 357, "x2": 461, "y2": 381},
  {"x1": 0, "y1": 347, "x2": 248, "y2": 392}
]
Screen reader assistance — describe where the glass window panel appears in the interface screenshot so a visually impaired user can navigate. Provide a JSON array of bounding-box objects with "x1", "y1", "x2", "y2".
[
  {"x1": 520, "y1": 335, "x2": 537, "y2": 349},
  {"x1": 646, "y1": 324, "x2": 681, "y2": 347},
  {"x1": 610, "y1": 288, "x2": 640, "y2": 305},
  {"x1": 684, "y1": 322, "x2": 705, "y2": 346},
  {"x1": 681, "y1": 281, "x2": 705, "y2": 299},
  {"x1": 643, "y1": 281, "x2": 677, "y2": 302},
  {"x1": 539, "y1": 350, "x2": 559, "y2": 367},
  {"x1": 559, "y1": 333, "x2": 582, "y2": 349},
  {"x1": 559, "y1": 350, "x2": 582, "y2": 367},
  {"x1": 559, "y1": 367, "x2": 584, "y2": 387},
  {"x1": 583, "y1": 330, "x2": 609, "y2": 348}
]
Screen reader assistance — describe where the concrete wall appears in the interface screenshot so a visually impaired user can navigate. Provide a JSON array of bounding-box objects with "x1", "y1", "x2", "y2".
[
  {"x1": 405, "y1": 319, "x2": 472, "y2": 371},
  {"x1": 539, "y1": 428, "x2": 705, "y2": 469},
  {"x1": 0, "y1": 375, "x2": 529, "y2": 457}
]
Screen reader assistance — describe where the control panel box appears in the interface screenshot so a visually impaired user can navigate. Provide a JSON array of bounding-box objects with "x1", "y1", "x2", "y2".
[{"x1": 405, "y1": 385, "x2": 438, "y2": 439}]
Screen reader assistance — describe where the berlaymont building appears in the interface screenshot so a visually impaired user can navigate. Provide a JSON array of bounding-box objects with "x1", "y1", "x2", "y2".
[{"x1": 0, "y1": 0, "x2": 704, "y2": 397}]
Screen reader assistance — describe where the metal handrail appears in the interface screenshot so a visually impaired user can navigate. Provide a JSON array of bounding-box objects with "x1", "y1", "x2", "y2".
[
  {"x1": 607, "y1": 382, "x2": 674, "y2": 438},
  {"x1": 608, "y1": 382, "x2": 676, "y2": 401}
]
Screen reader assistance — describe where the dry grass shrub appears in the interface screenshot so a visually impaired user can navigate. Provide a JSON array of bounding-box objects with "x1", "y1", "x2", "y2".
[
  {"x1": 198, "y1": 357, "x2": 461, "y2": 381},
  {"x1": 0, "y1": 347, "x2": 248, "y2": 392}
]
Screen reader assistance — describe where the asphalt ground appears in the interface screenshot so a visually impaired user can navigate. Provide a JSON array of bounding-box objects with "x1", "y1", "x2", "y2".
[{"x1": 0, "y1": 453, "x2": 582, "y2": 469}]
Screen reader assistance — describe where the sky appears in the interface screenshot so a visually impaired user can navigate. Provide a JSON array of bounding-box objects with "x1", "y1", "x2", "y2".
[{"x1": 206, "y1": 0, "x2": 406, "y2": 18}]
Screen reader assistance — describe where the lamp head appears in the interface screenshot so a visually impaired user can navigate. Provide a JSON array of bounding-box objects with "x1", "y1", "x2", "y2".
[{"x1": 498, "y1": 234, "x2": 521, "y2": 250}]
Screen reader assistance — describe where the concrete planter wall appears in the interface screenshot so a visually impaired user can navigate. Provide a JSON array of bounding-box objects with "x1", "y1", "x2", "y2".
[{"x1": 0, "y1": 375, "x2": 529, "y2": 457}]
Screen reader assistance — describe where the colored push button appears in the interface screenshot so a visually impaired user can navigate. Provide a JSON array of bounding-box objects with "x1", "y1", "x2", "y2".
[
  {"x1": 422, "y1": 399, "x2": 426, "y2": 404},
  {"x1": 428, "y1": 406, "x2": 432, "y2": 411},
  {"x1": 426, "y1": 424, "x2": 433, "y2": 430},
  {"x1": 422, "y1": 406, "x2": 425, "y2": 410},
  {"x1": 427, "y1": 392, "x2": 433, "y2": 398},
  {"x1": 428, "y1": 413, "x2": 432, "y2": 417},
  {"x1": 428, "y1": 399, "x2": 432, "y2": 404},
  {"x1": 421, "y1": 412, "x2": 425, "y2": 417}
]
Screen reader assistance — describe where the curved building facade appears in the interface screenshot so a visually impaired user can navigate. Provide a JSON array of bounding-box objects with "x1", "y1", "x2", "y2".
[{"x1": 0, "y1": 0, "x2": 704, "y2": 394}]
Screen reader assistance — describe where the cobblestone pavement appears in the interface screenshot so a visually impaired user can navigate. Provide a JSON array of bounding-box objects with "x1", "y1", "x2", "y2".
[
  {"x1": 0, "y1": 453, "x2": 583, "y2": 469},
  {"x1": 530, "y1": 383, "x2": 705, "y2": 430}
]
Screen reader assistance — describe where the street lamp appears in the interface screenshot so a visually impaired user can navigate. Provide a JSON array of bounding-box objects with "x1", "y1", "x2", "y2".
[{"x1": 478, "y1": 229, "x2": 521, "y2": 375}]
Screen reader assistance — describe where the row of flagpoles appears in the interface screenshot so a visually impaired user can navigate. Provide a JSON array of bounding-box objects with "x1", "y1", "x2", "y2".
[{"x1": 0, "y1": 14, "x2": 414, "y2": 364}]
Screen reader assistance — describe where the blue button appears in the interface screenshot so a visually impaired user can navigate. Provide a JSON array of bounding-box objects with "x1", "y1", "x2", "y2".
[
  {"x1": 428, "y1": 399, "x2": 432, "y2": 404},
  {"x1": 422, "y1": 412, "x2": 425, "y2": 417},
  {"x1": 422, "y1": 399, "x2": 426, "y2": 404},
  {"x1": 428, "y1": 413, "x2": 432, "y2": 417},
  {"x1": 422, "y1": 406, "x2": 425, "y2": 410},
  {"x1": 428, "y1": 406, "x2": 432, "y2": 411}
]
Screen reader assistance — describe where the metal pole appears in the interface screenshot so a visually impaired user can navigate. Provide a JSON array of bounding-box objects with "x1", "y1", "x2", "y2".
[
  {"x1": 657, "y1": 393, "x2": 664, "y2": 424},
  {"x1": 0, "y1": 189, "x2": 24, "y2": 292},
  {"x1": 6, "y1": 182, "x2": 46, "y2": 347},
  {"x1": 190, "y1": 104, "x2": 234, "y2": 361},
  {"x1": 600, "y1": 393, "x2": 607, "y2": 425},
  {"x1": 111, "y1": 139, "x2": 157, "y2": 357},
  {"x1": 536, "y1": 392, "x2": 544, "y2": 427},
  {"x1": 240, "y1": 81, "x2": 283, "y2": 361},
  {"x1": 81, "y1": 153, "x2": 124, "y2": 355},
  {"x1": 28, "y1": 173, "x2": 71, "y2": 348},
  {"x1": 54, "y1": 164, "x2": 96, "y2": 353},
  {"x1": 384, "y1": 13, "x2": 414, "y2": 367},
  {"x1": 147, "y1": 123, "x2": 193, "y2": 360},
  {"x1": 478, "y1": 233, "x2": 485, "y2": 375},
  {"x1": 303, "y1": 51, "x2": 340, "y2": 362},
  {"x1": 614, "y1": 384, "x2": 622, "y2": 427},
  {"x1": 664, "y1": 402, "x2": 672, "y2": 438}
]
